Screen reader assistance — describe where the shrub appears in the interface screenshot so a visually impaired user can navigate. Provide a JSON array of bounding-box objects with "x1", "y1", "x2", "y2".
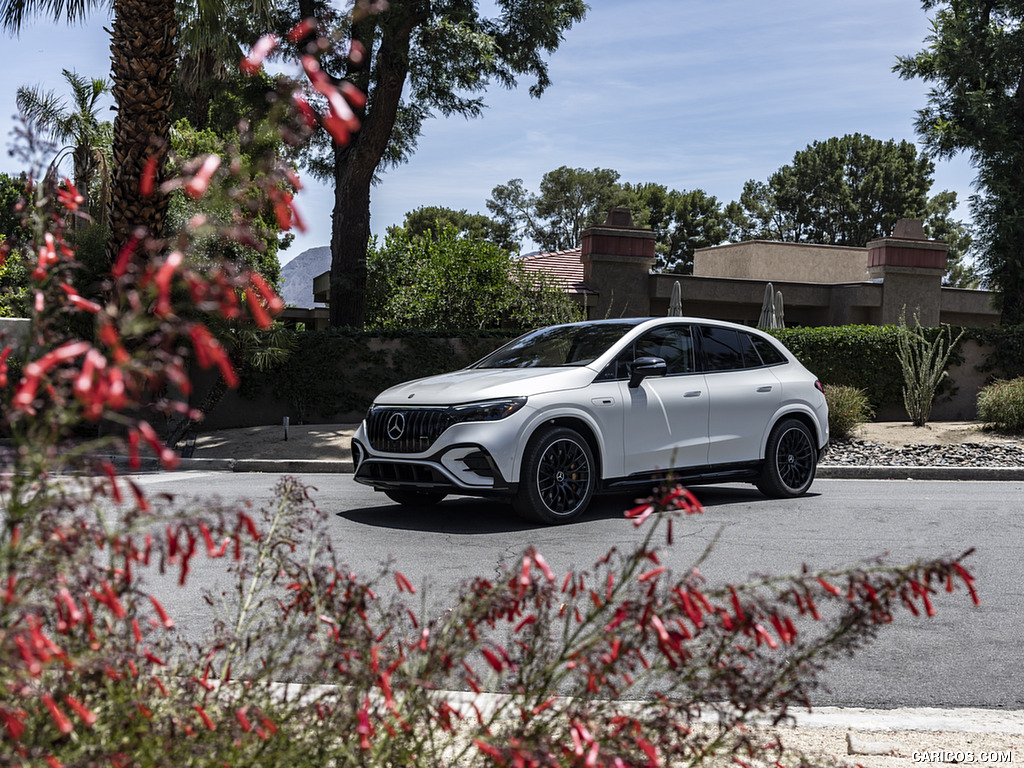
[
  {"x1": 824, "y1": 383, "x2": 874, "y2": 438},
  {"x1": 977, "y1": 377, "x2": 1024, "y2": 433}
]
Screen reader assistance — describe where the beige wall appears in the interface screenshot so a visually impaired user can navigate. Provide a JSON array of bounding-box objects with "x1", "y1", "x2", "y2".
[{"x1": 694, "y1": 241, "x2": 870, "y2": 283}]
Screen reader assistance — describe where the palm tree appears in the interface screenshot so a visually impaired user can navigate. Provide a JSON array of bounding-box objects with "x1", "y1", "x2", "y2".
[
  {"x1": 16, "y1": 69, "x2": 113, "y2": 226},
  {"x1": 2, "y1": 0, "x2": 272, "y2": 263}
]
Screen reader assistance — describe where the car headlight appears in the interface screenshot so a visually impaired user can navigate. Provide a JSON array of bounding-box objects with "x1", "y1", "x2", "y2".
[{"x1": 447, "y1": 397, "x2": 527, "y2": 424}]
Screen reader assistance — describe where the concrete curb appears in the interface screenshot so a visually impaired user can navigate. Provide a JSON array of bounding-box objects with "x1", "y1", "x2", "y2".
[{"x1": 817, "y1": 465, "x2": 1024, "y2": 481}]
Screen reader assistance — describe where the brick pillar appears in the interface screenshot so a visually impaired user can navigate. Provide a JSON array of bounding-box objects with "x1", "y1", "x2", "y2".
[
  {"x1": 580, "y1": 208, "x2": 657, "y2": 318},
  {"x1": 866, "y1": 219, "x2": 947, "y2": 326}
]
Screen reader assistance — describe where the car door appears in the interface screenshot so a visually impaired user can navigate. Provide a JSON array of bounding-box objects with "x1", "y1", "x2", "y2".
[
  {"x1": 611, "y1": 324, "x2": 710, "y2": 475},
  {"x1": 701, "y1": 325, "x2": 782, "y2": 466}
]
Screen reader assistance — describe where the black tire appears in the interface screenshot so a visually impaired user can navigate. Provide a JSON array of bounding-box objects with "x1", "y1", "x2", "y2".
[
  {"x1": 514, "y1": 425, "x2": 595, "y2": 524},
  {"x1": 383, "y1": 489, "x2": 447, "y2": 507},
  {"x1": 756, "y1": 418, "x2": 818, "y2": 498}
]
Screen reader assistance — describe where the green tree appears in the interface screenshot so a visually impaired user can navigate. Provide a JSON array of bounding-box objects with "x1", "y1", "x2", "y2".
[
  {"x1": 16, "y1": 69, "x2": 112, "y2": 226},
  {"x1": 736, "y1": 134, "x2": 937, "y2": 246},
  {"x1": 287, "y1": 0, "x2": 587, "y2": 328},
  {"x1": 397, "y1": 205, "x2": 518, "y2": 253},
  {"x1": 623, "y1": 183, "x2": 743, "y2": 274},
  {"x1": 923, "y1": 190, "x2": 979, "y2": 288},
  {"x1": 2, "y1": 0, "x2": 275, "y2": 266},
  {"x1": 366, "y1": 224, "x2": 581, "y2": 330},
  {"x1": 488, "y1": 166, "x2": 627, "y2": 252},
  {"x1": 895, "y1": 0, "x2": 1024, "y2": 323}
]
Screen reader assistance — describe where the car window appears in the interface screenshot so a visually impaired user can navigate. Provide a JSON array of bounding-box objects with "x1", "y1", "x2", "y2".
[
  {"x1": 474, "y1": 322, "x2": 642, "y2": 369},
  {"x1": 737, "y1": 331, "x2": 762, "y2": 367},
  {"x1": 700, "y1": 326, "x2": 745, "y2": 371},
  {"x1": 634, "y1": 326, "x2": 695, "y2": 374},
  {"x1": 596, "y1": 325, "x2": 695, "y2": 380},
  {"x1": 749, "y1": 334, "x2": 786, "y2": 365}
]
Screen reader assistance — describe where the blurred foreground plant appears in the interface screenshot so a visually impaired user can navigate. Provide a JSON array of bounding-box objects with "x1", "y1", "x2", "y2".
[{"x1": 1, "y1": 19, "x2": 982, "y2": 768}]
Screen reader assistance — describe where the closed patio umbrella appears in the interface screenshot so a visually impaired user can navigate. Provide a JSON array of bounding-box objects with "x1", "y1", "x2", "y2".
[
  {"x1": 774, "y1": 290, "x2": 785, "y2": 329},
  {"x1": 668, "y1": 281, "x2": 683, "y2": 316},
  {"x1": 757, "y1": 282, "x2": 776, "y2": 329}
]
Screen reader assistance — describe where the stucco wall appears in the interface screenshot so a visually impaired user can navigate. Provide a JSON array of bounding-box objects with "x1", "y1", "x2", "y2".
[{"x1": 693, "y1": 241, "x2": 870, "y2": 283}]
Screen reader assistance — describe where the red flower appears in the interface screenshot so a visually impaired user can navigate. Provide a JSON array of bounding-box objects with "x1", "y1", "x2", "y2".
[
  {"x1": 241, "y1": 34, "x2": 277, "y2": 75},
  {"x1": 184, "y1": 155, "x2": 221, "y2": 199},
  {"x1": 41, "y1": 694, "x2": 73, "y2": 735}
]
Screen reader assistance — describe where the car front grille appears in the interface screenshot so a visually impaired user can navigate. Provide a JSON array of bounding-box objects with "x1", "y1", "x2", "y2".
[{"x1": 366, "y1": 407, "x2": 454, "y2": 453}]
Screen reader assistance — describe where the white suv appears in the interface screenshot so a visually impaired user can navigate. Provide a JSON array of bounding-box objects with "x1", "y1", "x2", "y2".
[{"x1": 351, "y1": 317, "x2": 829, "y2": 523}]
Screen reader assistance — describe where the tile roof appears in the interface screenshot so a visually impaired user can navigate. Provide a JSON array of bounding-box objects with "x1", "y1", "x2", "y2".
[{"x1": 518, "y1": 248, "x2": 597, "y2": 295}]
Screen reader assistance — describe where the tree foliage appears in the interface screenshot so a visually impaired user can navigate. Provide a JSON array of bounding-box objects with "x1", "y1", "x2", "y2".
[
  {"x1": 396, "y1": 205, "x2": 518, "y2": 253},
  {"x1": 895, "y1": 0, "x2": 1024, "y2": 322},
  {"x1": 735, "y1": 133, "x2": 975, "y2": 285},
  {"x1": 285, "y1": 0, "x2": 587, "y2": 328},
  {"x1": 487, "y1": 170, "x2": 740, "y2": 273},
  {"x1": 366, "y1": 224, "x2": 581, "y2": 330},
  {"x1": 488, "y1": 166, "x2": 628, "y2": 252},
  {"x1": 15, "y1": 69, "x2": 112, "y2": 225}
]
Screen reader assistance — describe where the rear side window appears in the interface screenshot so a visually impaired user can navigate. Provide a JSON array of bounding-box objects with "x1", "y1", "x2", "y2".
[
  {"x1": 700, "y1": 326, "x2": 744, "y2": 371},
  {"x1": 748, "y1": 334, "x2": 786, "y2": 365}
]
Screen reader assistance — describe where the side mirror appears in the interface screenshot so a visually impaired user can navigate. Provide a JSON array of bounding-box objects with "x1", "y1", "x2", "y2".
[{"x1": 628, "y1": 356, "x2": 668, "y2": 388}]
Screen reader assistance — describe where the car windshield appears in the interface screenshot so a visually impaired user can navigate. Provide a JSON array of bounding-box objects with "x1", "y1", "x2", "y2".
[{"x1": 473, "y1": 322, "x2": 643, "y2": 369}]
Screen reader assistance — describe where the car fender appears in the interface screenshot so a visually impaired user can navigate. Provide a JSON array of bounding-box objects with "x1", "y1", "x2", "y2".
[
  {"x1": 760, "y1": 405, "x2": 827, "y2": 459},
  {"x1": 507, "y1": 405, "x2": 611, "y2": 485}
]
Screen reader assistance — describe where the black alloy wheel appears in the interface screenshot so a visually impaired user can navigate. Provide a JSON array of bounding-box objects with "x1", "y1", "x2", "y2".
[
  {"x1": 756, "y1": 418, "x2": 817, "y2": 498},
  {"x1": 514, "y1": 425, "x2": 595, "y2": 524}
]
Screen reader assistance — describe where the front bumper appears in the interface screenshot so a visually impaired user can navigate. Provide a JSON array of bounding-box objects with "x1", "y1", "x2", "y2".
[{"x1": 351, "y1": 430, "x2": 516, "y2": 498}]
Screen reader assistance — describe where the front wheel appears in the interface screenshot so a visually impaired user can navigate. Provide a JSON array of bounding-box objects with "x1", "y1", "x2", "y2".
[
  {"x1": 756, "y1": 418, "x2": 817, "y2": 498},
  {"x1": 513, "y1": 425, "x2": 595, "y2": 524},
  {"x1": 384, "y1": 489, "x2": 447, "y2": 507}
]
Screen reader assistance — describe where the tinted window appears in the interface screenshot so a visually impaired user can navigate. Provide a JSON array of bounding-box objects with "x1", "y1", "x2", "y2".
[
  {"x1": 474, "y1": 322, "x2": 642, "y2": 369},
  {"x1": 634, "y1": 326, "x2": 695, "y2": 374},
  {"x1": 749, "y1": 334, "x2": 786, "y2": 365},
  {"x1": 700, "y1": 326, "x2": 745, "y2": 371},
  {"x1": 737, "y1": 332, "x2": 762, "y2": 367}
]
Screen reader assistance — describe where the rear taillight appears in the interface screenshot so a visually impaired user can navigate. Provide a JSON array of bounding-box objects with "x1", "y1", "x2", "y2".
[{"x1": 814, "y1": 380, "x2": 825, "y2": 394}]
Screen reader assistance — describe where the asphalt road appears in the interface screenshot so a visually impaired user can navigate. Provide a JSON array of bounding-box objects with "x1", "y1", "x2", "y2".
[{"x1": 131, "y1": 472, "x2": 1023, "y2": 710}]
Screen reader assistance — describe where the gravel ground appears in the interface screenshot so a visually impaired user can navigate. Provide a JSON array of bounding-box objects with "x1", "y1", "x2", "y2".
[{"x1": 821, "y1": 438, "x2": 1024, "y2": 468}]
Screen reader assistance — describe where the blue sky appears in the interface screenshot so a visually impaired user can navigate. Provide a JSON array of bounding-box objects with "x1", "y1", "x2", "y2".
[{"x1": 1, "y1": 0, "x2": 976, "y2": 265}]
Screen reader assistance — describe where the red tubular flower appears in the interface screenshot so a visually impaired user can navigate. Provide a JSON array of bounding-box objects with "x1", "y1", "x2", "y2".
[
  {"x1": 184, "y1": 155, "x2": 221, "y2": 199},
  {"x1": 139, "y1": 155, "x2": 159, "y2": 198},
  {"x1": 240, "y1": 33, "x2": 277, "y2": 74},
  {"x1": 64, "y1": 696, "x2": 97, "y2": 727},
  {"x1": 532, "y1": 550, "x2": 555, "y2": 582},
  {"x1": 817, "y1": 577, "x2": 842, "y2": 596},
  {"x1": 246, "y1": 288, "x2": 272, "y2": 330},
  {"x1": 292, "y1": 92, "x2": 319, "y2": 128},
  {"x1": 287, "y1": 17, "x2": 317, "y2": 42},
  {"x1": 0, "y1": 346, "x2": 10, "y2": 388},
  {"x1": 394, "y1": 571, "x2": 415, "y2": 593},
  {"x1": 250, "y1": 271, "x2": 285, "y2": 313},
  {"x1": 41, "y1": 694, "x2": 73, "y2": 735},
  {"x1": 481, "y1": 647, "x2": 505, "y2": 672},
  {"x1": 56, "y1": 181, "x2": 84, "y2": 211},
  {"x1": 638, "y1": 566, "x2": 666, "y2": 583},
  {"x1": 0, "y1": 707, "x2": 26, "y2": 740},
  {"x1": 193, "y1": 705, "x2": 216, "y2": 730},
  {"x1": 356, "y1": 702, "x2": 373, "y2": 749},
  {"x1": 148, "y1": 595, "x2": 174, "y2": 629},
  {"x1": 112, "y1": 234, "x2": 140, "y2": 278},
  {"x1": 154, "y1": 250, "x2": 183, "y2": 316}
]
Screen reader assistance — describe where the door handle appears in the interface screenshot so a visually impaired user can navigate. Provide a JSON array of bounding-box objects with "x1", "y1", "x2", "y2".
[
  {"x1": 683, "y1": 390, "x2": 702, "y2": 398},
  {"x1": 757, "y1": 385, "x2": 773, "y2": 393}
]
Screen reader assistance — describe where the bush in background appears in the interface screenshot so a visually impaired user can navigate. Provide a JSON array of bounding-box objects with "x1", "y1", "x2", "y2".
[
  {"x1": 977, "y1": 377, "x2": 1024, "y2": 433},
  {"x1": 824, "y1": 384, "x2": 874, "y2": 438}
]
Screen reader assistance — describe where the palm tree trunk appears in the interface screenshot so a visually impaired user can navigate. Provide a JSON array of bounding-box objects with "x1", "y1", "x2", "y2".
[{"x1": 106, "y1": 0, "x2": 176, "y2": 262}]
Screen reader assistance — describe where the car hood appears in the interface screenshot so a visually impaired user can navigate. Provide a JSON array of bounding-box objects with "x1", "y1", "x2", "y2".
[{"x1": 373, "y1": 366, "x2": 598, "y2": 405}]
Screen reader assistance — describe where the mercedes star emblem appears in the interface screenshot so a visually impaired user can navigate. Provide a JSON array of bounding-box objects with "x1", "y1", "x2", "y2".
[{"x1": 386, "y1": 412, "x2": 406, "y2": 440}]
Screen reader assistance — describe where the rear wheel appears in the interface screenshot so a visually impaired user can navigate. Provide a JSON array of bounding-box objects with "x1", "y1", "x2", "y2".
[
  {"x1": 756, "y1": 418, "x2": 817, "y2": 498},
  {"x1": 514, "y1": 425, "x2": 595, "y2": 524},
  {"x1": 384, "y1": 489, "x2": 447, "y2": 507}
]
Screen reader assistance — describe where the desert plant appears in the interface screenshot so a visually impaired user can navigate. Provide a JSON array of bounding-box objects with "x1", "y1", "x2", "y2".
[
  {"x1": 896, "y1": 310, "x2": 966, "y2": 426},
  {"x1": 824, "y1": 383, "x2": 874, "y2": 438},
  {"x1": 977, "y1": 377, "x2": 1024, "y2": 434}
]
